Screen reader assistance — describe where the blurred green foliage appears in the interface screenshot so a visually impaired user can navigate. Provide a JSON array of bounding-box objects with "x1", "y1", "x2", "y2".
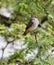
[{"x1": 0, "y1": 0, "x2": 54, "y2": 65}]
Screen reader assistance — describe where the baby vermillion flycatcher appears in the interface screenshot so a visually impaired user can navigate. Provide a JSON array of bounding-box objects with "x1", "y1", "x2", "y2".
[{"x1": 23, "y1": 15, "x2": 40, "y2": 35}]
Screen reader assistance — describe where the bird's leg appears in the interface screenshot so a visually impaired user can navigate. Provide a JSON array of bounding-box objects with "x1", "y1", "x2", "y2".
[
  {"x1": 31, "y1": 31, "x2": 38, "y2": 45},
  {"x1": 34, "y1": 32, "x2": 38, "y2": 45},
  {"x1": 30, "y1": 31, "x2": 34, "y2": 35}
]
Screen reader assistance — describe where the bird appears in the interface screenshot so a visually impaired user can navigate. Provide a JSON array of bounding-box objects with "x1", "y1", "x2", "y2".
[
  {"x1": 23, "y1": 15, "x2": 47, "y2": 35},
  {"x1": 23, "y1": 15, "x2": 39, "y2": 35}
]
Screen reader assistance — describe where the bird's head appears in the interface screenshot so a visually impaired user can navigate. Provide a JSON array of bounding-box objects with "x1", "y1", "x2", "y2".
[
  {"x1": 31, "y1": 14, "x2": 39, "y2": 24},
  {"x1": 31, "y1": 15, "x2": 37, "y2": 19},
  {"x1": 31, "y1": 15, "x2": 38, "y2": 21}
]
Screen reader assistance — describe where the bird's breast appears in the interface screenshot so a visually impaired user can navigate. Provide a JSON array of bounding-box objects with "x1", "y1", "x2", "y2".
[{"x1": 32, "y1": 18, "x2": 39, "y2": 29}]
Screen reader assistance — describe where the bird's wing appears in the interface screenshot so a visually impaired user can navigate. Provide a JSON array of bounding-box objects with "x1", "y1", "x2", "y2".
[{"x1": 26, "y1": 19, "x2": 33, "y2": 30}]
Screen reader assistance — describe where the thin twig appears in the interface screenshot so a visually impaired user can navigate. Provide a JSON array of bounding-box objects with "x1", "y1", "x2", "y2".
[
  {"x1": 1, "y1": 37, "x2": 16, "y2": 60},
  {"x1": 1, "y1": 43, "x2": 8, "y2": 60}
]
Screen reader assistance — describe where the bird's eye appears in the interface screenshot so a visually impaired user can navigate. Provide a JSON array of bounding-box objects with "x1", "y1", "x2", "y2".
[
  {"x1": 32, "y1": 18, "x2": 34, "y2": 19},
  {"x1": 32, "y1": 18, "x2": 35, "y2": 20},
  {"x1": 32, "y1": 19, "x2": 34, "y2": 20}
]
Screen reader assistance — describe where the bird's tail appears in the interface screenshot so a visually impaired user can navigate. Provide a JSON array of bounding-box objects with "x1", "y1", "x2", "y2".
[
  {"x1": 23, "y1": 32, "x2": 27, "y2": 35},
  {"x1": 23, "y1": 29, "x2": 29, "y2": 35},
  {"x1": 23, "y1": 30, "x2": 28, "y2": 35}
]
